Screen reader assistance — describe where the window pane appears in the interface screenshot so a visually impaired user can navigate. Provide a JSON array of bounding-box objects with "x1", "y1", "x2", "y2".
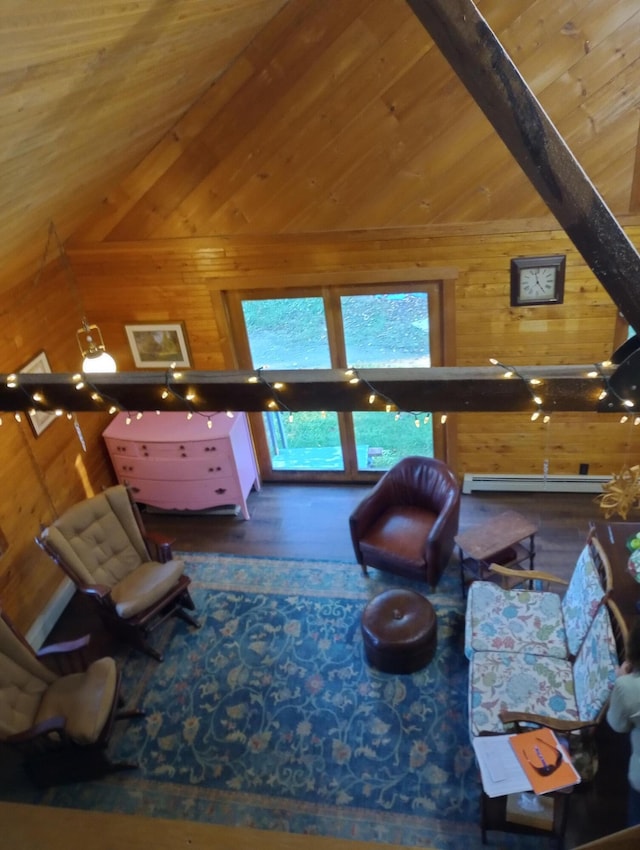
[
  {"x1": 242, "y1": 298, "x2": 330, "y2": 369},
  {"x1": 342, "y1": 292, "x2": 430, "y2": 367}
]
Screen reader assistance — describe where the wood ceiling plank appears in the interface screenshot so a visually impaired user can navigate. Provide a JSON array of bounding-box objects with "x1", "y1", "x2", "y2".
[{"x1": 406, "y1": 0, "x2": 640, "y2": 331}]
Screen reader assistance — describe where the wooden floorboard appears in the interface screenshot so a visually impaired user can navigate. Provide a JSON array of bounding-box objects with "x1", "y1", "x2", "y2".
[{"x1": 44, "y1": 485, "x2": 631, "y2": 847}]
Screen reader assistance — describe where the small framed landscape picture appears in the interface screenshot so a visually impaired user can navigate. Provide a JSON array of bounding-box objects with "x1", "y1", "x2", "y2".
[
  {"x1": 125, "y1": 322, "x2": 191, "y2": 368},
  {"x1": 20, "y1": 350, "x2": 56, "y2": 437}
]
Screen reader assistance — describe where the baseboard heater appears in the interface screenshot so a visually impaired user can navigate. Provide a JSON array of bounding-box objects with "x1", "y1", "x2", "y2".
[{"x1": 462, "y1": 473, "x2": 610, "y2": 495}]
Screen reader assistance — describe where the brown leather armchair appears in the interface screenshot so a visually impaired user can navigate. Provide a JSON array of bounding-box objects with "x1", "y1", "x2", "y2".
[{"x1": 349, "y1": 456, "x2": 461, "y2": 588}]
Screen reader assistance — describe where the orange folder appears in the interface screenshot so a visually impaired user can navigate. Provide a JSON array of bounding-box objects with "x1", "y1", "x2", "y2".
[{"x1": 509, "y1": 727, "x2": 581, "y2": 795}]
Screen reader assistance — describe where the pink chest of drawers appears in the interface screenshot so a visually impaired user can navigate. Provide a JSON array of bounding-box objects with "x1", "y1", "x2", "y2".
[{"x1": 103, "y1": 411, "x2": 260, "y2": 519}]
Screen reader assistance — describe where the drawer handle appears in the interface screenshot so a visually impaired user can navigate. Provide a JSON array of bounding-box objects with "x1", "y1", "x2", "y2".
[
  {"x1": 205, "y1": 446, "x2": 217, "y2": 452},
  {"x1": 208, "y1": 467, "x2": 222, "y2": 473},
  {"x1": 215, "y1": 488, "x2": 227, "y2": 495},
  {"x1": 130, "y1": 486, "x2": 140, "y2": 494},
  {"x1": 181, "y1": 453, "x2": 187, "y2": 457}
]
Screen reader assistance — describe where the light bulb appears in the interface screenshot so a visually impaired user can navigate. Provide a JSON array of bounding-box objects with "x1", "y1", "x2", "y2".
[{"x1": 82, "y1": 351, "x2": 117, "y2": 373}]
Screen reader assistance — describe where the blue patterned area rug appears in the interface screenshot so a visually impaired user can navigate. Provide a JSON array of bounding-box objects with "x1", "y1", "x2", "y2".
[{"x1": 6, "y1": 554, "x2": 541, "y2": 849}]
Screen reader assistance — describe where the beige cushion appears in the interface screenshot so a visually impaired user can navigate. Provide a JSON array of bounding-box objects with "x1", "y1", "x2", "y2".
[
  {"x1": 35, "y1": 656, "x2": 117, "y2": 745},
  {"x1": 43, "y1": 486, "x2": 149, "y2": 587},
  {"x1": 0, "y1": 653, "x2": 49, "y2": 738},
  {"x1": 111, "y1": 558, "x2": 185, "y2": 618},
  {"x1": 0, "y1": 616, "x2": 56, "y2": 739}
]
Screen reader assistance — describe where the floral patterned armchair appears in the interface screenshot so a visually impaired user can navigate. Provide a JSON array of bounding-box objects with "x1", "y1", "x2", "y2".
[
  {"x1": 466, "y1": 534, "x2": 625, "y2": 781},
  {"x1": 464, "y1": 536, "x2": 612, "y2": 661}
]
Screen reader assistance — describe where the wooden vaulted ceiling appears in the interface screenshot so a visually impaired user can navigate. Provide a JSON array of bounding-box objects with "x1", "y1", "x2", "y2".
[
  {"x1": 3, "y1": 0, "x2": 640, "y2": 413},
  {"x1": 4, "y1": 0, "x2": 640, "y2": 293}
]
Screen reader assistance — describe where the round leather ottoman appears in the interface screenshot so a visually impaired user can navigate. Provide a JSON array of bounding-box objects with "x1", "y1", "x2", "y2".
[{"x1": 361, "y1": 588, "x2": 437, "y2": 674}]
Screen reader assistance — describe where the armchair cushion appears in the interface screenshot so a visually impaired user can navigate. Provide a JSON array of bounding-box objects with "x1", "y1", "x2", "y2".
[
  {"x1": 0, "y1": 654, "x2": 49, "y2": 737},
  {"x1": 358, "y1": 506, "x2": 438, "y2": 574},
  {"x1": 112, "y1": 558, "x2": 185, "y2": 619},
  {"x1": 35, "y1": 656, "x2": 117, "y2": 745},
  {"x1": 469, "y1": 603, "x2": 618, "y2": 737},
  {"x1": 44, "y1": 490, "x2": 149, "y2": 588},
  {"x1": 464, "y1": 540, "x2": 606, "y2": 661},
  {"x1": 469, "y1": 650, "x2": 578, "y2": 737},
  {"x1": 561, "y1": 542, "x2": 607, "y2": 658},
  {"x1": 464, "y1": 581, "x2": 567, "y2": 660}
]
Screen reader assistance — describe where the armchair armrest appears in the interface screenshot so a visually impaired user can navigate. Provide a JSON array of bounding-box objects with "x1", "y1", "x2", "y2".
[
  {"x1": 6, "y1": 715, "x2": 67, "y2": 750},
  {"x1": 488, "y1": 563, "x2": 569, "y2": 588},
  {"x1": 499, "y1": 709, "x2": 599, "y2": 733},
  {"x1": 37, "y1": 634, "x2": 91, "y2": 657},
  {"x1": 37, "y1": 634, "x2": 92, "y2": 675},
  {"x1": 145, "y1": 530, "x2": 175, "y2": 563},
  {"x1": 81, "y1": 583, "x2": 113, "y2": 599}
]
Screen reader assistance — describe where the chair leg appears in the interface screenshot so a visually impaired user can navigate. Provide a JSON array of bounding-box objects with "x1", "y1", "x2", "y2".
[
  {"x1": 179, "y1": 588, "x2": 196, "y2": 611},
  {"x1": 116, "y1": 707, "x2": 146, "y2": 721},
  {"x1": 173, "y1": 606, "x2": 200, "y2": 628},
  {"x1": 360, "y1": 563, "x2": 369, "y2": 576}
]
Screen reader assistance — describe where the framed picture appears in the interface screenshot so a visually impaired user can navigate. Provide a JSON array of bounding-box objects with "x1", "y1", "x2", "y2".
[
  {"x1": 20, "y1": 350, "x2": 56, "y2": 437},
  {"x1": 125, "y1": 322, "x2": 191, "y2": 368}
]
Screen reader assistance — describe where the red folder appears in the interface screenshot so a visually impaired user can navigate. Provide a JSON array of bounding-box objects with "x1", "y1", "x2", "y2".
[{"x1": 509, "y1": 727, "x2": 581, "y2": 795}]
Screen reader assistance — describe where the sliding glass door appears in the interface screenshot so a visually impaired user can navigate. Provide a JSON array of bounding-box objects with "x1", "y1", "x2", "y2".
[{"x1": 226, "y1": 283, "x2": 443, "y2": 480}]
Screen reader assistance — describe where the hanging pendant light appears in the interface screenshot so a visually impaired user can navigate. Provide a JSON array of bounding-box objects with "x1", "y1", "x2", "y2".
[
  {"x1": 77, "y1": 320, "x2": 117, "y2": 373},
  {"x1": 49, "y1": 222, "x2": 117, "y2": 373}
]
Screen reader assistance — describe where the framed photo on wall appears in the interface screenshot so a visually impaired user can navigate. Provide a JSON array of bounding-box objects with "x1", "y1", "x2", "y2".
[
  {"x1": 125, "y1": 322, "x2": 191, "y2": 368},
  {"x1": 20, "y1": 350, "x2": 56, "y2": 437}
]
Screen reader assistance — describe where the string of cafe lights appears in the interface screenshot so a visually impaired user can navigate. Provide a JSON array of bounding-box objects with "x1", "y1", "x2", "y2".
[
  {"x1": 1, "y1": 360, "x2": 636, "y2": 427},
  {"x1": 488, "y1": 358, "x2": 550, "y2": 422},
  {"x1": 588, "y1": 361, "x2": 640, "y2": 425},
  {"x1": 344, "y1": 367, "x2": 443, "y2": 426}
]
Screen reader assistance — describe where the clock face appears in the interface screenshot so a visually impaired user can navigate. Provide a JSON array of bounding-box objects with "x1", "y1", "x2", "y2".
[
  {"x1": 518, "y1": 266, "x2": 557, "y2": 302},
  {"x1": 510, "y1": 255, "x2": 566, "y2": 306}
]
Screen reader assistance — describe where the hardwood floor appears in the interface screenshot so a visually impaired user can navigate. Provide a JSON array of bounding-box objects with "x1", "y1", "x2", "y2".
[{"x1": 47, "y1": 484, "x2": 630, "y2": 848}]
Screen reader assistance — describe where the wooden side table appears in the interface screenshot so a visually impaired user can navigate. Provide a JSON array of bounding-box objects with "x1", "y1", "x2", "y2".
[
  {"x1": 455, "y1": 510, "x2": 539, "y2": 595},
  {"x1": 481, "y1": 789, "x2": 571, "y2": 849}
]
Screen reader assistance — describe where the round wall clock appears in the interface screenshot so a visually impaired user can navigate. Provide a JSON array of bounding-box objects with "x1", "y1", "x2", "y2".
[{"x1": 510, "y1": 255, "x2": 566, "y2": 306}]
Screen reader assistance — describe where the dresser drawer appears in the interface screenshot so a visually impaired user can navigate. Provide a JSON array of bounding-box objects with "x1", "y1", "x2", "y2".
[
  {"x1": 125, "y1": 477, "x2": 243, "y2": 511},
  {"x1": 111, "y1": 454, "x2": 233, "y2": 482},
  {"x1": 104, "y1": 438, "x2": 140, "y2": 458},
  {"x1": 135, "y1": 439, "x2": 227, "y2": 459}
]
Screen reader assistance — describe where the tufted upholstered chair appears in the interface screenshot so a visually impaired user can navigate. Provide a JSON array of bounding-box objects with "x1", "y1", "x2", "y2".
[
  {"x1": 0, "y1": 606, "x2": 141, "y2": 786},
  {"x1": 36, "y1": 485, "x2": 198, "y2": 661},
  {"x1": 349, "y1": 456, "x2": 461, "y2": 588}
]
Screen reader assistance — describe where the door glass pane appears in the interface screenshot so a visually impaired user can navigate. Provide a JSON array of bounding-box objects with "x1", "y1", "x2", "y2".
[
  {"x1": 264, "y1": 411, "x2": 345, "y2": 471},
  {"x1": 242, "y1": 298, "x2": 342, "y2": 471},
  {"x1": 342, "y1": 292, "x2": 433, "y2": 470}
]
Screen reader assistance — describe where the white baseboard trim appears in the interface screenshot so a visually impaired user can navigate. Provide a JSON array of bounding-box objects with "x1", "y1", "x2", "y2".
[{"x1": 26, "y1": 578, "x2": 75, "y2": 650}]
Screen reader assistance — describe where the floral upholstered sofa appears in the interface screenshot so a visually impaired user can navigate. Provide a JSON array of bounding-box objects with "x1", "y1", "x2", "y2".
[{"x1": 465, "y1": 536, "x2": 623, "y2": 739}]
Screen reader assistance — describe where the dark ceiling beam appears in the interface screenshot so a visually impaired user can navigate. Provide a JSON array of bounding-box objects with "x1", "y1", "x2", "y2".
[
  {"x1": 0, "y1": 366, "x2": 624, "y2": 414},
  {"x1": 405, "y1": 0, "x2": 640, "y2": 332}
]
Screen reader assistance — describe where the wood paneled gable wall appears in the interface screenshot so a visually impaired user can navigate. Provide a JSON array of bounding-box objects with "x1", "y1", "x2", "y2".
[{"x1": 3, "y1": 0, "x2": 640, "y2": 632}]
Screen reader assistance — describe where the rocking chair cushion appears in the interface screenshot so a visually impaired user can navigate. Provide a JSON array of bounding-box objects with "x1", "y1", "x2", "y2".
[
  {"x1": 35, "y1": 656, "x2": 117, "y2": 745},
  {"x1": 0, "y1": 654, "x2": 50, "y2": 737},
  {"x1": 111, "y1": 558, "x2": 185, "y2": 619}
]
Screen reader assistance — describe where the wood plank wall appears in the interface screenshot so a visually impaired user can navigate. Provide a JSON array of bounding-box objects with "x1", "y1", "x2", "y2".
[
  {"x1": 68, "y1": 217, "x2": 639, "y2": 481},
  {"x1": 0, "y1": 265, "x2": 115, "y2": 633}
]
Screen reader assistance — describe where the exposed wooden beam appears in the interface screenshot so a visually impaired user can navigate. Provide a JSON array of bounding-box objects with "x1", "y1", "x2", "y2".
[
  {"x1": 0, "y1": 366, "x2": 621, "y2": 415},
  {"x1": 405, "y1": 0, "x2": 640, "y2": 332}
]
